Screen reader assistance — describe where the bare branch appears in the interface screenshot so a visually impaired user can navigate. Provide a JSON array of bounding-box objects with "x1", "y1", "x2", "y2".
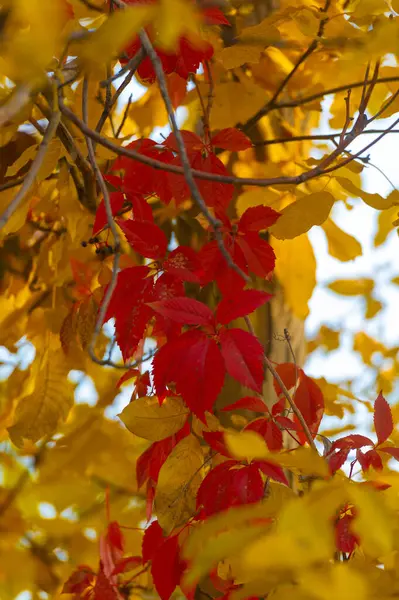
[{"x1": 81, "y1": 77, "x2": 122, "y2": 366}]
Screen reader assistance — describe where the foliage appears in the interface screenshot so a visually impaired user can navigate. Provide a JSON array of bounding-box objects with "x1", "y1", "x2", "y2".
[{"x1": 1, "y1": 0, "x2": 399, "y2": 599}]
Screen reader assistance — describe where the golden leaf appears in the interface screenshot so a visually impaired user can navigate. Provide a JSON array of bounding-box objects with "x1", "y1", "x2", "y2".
[
  {"x1": 225, "y1": 429, "x2": 268, "y2": 461},
  {"x1": 270, "y1": 192, "x2": 335, "y2": 240},
  {"x1": 8, "y1": 346, "x2": 74, "y2": 447},
  {"x1": 322, "y1": 218, "x2": 362, "y2": 262},
  {"x1": 328, "y1": 278, "x2": 374, "y2": 296},
  {"x1": 154, "y1": 435, "x2": 204, "y2": 534},
  {"x1": 76, "y1": 295, "x2": 98, "y2": 351},
  {"x1": 299, "y1": 564, "x2": 367, "y2": 600},
  {"x1": 272, "y1": 234, "x2": 316, "y2": 320},
  {"x1": 336, "y1": 177, "x2": 399, "y2": 211},
  {"x1": 349, "y1": 484, "x2": 393, "y2": 558},
  {"x1": 77, "y1": 6, "x2": 154, "y2": 73},
  {"x1": 119, "y1": 396, "x2": 189, "y2": 442}
]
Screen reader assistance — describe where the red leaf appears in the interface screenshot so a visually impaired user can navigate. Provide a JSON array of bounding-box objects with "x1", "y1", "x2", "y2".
[
  {"x1": 163, "y1": 246, "x2": 203, "y2": 282},
  {"x1": 163, "y1": 130, "x2": 204, "y2": 158},
  {"x1": 219, "y1": 328, "x2": 264, "y2": 393},
  {"x1": 237, "y1": 233, "x2": 276, "y2": 278},
  {"x1": 107, "y1": 522, "x2": 124, "y2": 553},
  {"x1": 215, "y1": 289, "x2": 272, "y2": 325},
  {"x1": 197, "y1": 462, "x2": 264, "y2": 517},
  {"x1": 293, "y1": 374, "x2": 325, "y2": 443},
  {"x1": 142, "y1": 521, "x2": 164, "y2": 563},
  {"x1": 374, "y1": 392, "x2": 393, "y2": 445},
  {"x1": 211, "y1": 128, "x2": 252, "y2": 151},
  {"x1": 254, "y1": 460, "x2": 289, "y2": 485},
  {"x1": 151, "y1": 535, "x2": 183, "y2": 600},
  {"x1": 93, "y1": 564, "x2": 117, "y2": 600},
  {"x1": 128, "y1": 192, "x2": 154, "y2": 222},
  {"x1": 379, "y1": 446, "x2": 399, "y2": 460},
  {"x1": 103, "y1": 266, "x2": 153, "y2": 361},
  {"x1": 202, "y1": 430, "x2": 233, "y2": 458},
  {"x1": 149, "y1": 297, "x2": 215, "y2": 326},
  {"x1": 62, "y1": 566, "x2": 95, "y2": 595},
  {"x1": 116, "y1": 369, "x2": 140, "y2": 389},
  {"x1": 166, "y1": 73, "x2": 187, "y2": 109},
  {"x1": 222, "y1": 396, "x2": 268, "y2": 413},
  {"x1": 196, "y1": 461, "x2": 238, "y2": 516},
  {"x1": 273, "y1": 363, "x2": 297, "y2": 397},
  {"x1": 202, "y1": 7, "x2": 230, "y2": 25},
  {"x1": 112, "y1": 556, "x2": 142, "y2": 575},
  {"x1": 153, "y1": 330, "x2": 225, "y2": 420},
  {"x1": 330, "y1": 434, "x2": 374, "y2": 453},
  {"x1": 357, "y1": 448, "x2": 383, "y2": 472},
  {"x1": 335, "y1": 514, "x2": 359, "y2": 554},
  {"x1": 327, "y1": 448, "x2": 350, "y2": 474},
  {"x1": 93, "y1": 192, "x2": 125, "y2": 235},
  {"x1": 246, "y1": 418, "x2": 283, "y2": 452},
  {"x1": 238, "y1": 206, "x2": 281, "y2": 233},
  {"x1": 118, "y1": 219, "x2": 168, "y2": 260}
]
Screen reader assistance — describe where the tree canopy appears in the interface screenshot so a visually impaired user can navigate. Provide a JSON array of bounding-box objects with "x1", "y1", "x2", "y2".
[{"x1": 1, "y1": 0, "x2": 399, "y2": 599}]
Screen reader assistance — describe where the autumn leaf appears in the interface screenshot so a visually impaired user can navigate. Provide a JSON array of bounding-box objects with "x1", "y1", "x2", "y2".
[
  {"x1": 154, "y1": 435, "x2": 204, "y2": 534},
  {"x1": 119, "y1": 396, "x2": 189, "y2": 442},
  {"x1": 374, "y1": 392, "x2": 393, "y2": 445}
]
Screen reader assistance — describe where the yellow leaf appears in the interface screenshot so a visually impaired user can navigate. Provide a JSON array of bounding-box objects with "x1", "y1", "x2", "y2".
[
  {"x1": 154, "y1": 435, "x2": 204, "y2": 534},
  {"x1": 322, "y1": 218, "x2": 362, "y2": 262},
  {"x1": 225, "y1": 430, "x2": 268, "y2": 461},
  {"x1": 218, "y1": 44, "x2": 264, "y2": 70},
  {"x1": 374, "y1": 205, "x2": 398, "y2": 247},
  {"x1": 327, "y1": 278, "x2": 374, "y2": 296},
  {"x1": 236, "y1": 188, "x2": 282, "y2": 217},
  {"x1": 336, "y1": 177, "x2": 399, "y2": 211},
  {"x1": 270, "y1": 192, "x2": 335, "y2": 240},
  {"x1": 365, "y1": 294, "x2": 383, "y2": 319},
  {"x1": 76, "y1": 296, "x2": 98, "y2": 351},
  {"x1": 349, "y1": 484, "x2": 393, "y2": 558},
  {"x1": 299, "y1": 564, "x2": 367, "y2": 600},
  {"x1": 273, "y1": 448, "x2": 330, "y2": 478},
  {"x1": 155, "y1": 0, "x2": 198, "y2": 51},
  {"x1": 7, "y1": 346, "x2": 74, "y2": 447},
  {"x1": 77, "y1": 6, "x2": 154, "y2": 72},
  {"x1": 119, "y1": 396, "x2": 189, "y2": 442},
  {"x1": 272, "y1": 234, "x2": 316, "y2": 320},
  {"x1": 353, "y1": 332, "x2": 386, "y2": 366}
]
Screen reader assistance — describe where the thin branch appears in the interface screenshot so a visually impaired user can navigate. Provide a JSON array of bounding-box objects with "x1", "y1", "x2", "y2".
[
  {"x1": 81, "y1": 77, "x2": 121, "y2": 366},
  {"x1": 252, "y1": 129, "x2": 399, "y2": 147},
  {"x1": 243, "y1": 0, "x2": 331, "y2": 132},
  {"x1": 139, "y1": 30, "x2": 250, "y2": 282},
  {"x1": 0, "y1": 176, "x2": 26, "y2": 193},
  {"x1": 0, "y1": 108, "x2": 60, "y2": 231},
  {"x1": 100, "y1": 48, "x2": 145, "y2": 87},
  {"x1": 59, "y1": 90, "x2": 399, "y2": 189},
  {"x1": 95, "y1": 49, "x2": 145, "y2": 136},
  {"x1": 244, "y1": 316, "x2": 317, "y2": 452}
]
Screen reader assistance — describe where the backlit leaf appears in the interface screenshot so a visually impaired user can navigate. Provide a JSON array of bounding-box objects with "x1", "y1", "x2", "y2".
[
  {"x1": 119, "y1": 396, "x2": 189, "y2": 442},
  {"x1": 322, "y1": 219, "x2": 362, "y2": 262},
  {"x1": 374, "y1": 392, "x2": 393, "y2": 445},
  {"x1": 270, "y1": 192, "x2": 335, "y2": 240},
  {"x1": 154, "y1": 435, "x2": 204, "y2": 534}
]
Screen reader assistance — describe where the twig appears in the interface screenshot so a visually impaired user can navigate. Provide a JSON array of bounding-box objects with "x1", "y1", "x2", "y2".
[
  {"x1": 100, "y1": 48, "x2": 145, "y2": 87},
  {"x1": 244, "y1": 316, "x2": 317, "y2": 452},
  {"x1": 243, "y1": 0, "x2": 331, "y2": 132},
  {"x1": 139, "y1": 30, "x2": 249, "y2": 282},
  {"x1": 0, "y1": 177, "x2": 26, "y2": 193},
  {"x1": 59, "y1": 93, "x2": 399, "y2": 189},
  {"x1": 95, "y1": 49, "x2": 145, "y2": 136},
  {"x1": 0, "y1": 109, "x2": 60, "y2": 231},
  {"x1": 116, "y1": 93, "x2": 133, "y2": 138},
  {"x1": 82, "y1": 77, "x2": 121, "y2": 365}
]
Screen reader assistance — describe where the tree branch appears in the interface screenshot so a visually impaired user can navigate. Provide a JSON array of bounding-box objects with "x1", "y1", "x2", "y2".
[{"x1": 139, "y1": 30, "x2": 250, "y2": 282}]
